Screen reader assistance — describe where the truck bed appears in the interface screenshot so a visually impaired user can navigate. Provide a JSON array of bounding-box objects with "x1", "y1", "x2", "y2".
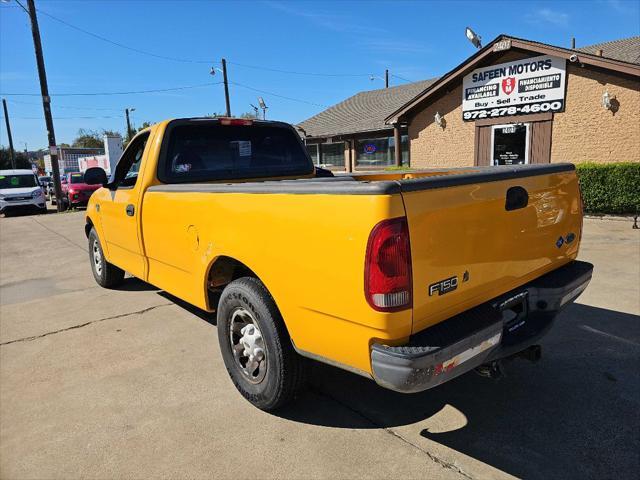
[{"x1": 148, "y1": 163, "x2": 581, "y2": 335}]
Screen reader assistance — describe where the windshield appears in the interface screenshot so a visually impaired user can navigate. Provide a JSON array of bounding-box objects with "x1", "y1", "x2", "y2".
[
  {"x1": 39, "y1": 176, "x2": 51, "y2": 184},
  {"x1": 160, "y1": 123, "x2": 313, "y2": 183},
  {"x1": 0, "y1": 174, "x2": 38, "y2": 189},
  {"x1": 69, "y1": 173, "x2": 85, "y2": 184}
]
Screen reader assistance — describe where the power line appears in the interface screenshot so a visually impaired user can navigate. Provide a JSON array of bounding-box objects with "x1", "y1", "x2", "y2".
[
  {"x1": 6, "y1": 99, "x2": 123, "y2": 111},
  {"x1": 227, "y1": 61, "x2": 372, "y2": 78},
  {"x1": 1, "y1": 81, "x2": 222, "y2": 96},
  {"x1": 28, "y1": 6, "x2": 384, "y2": 78},
  {"x1": 230, "y1": 81, "x2": 327, "y2": 108},
  {"x1": 390, "y1": 73, "x2": 415, "y2": 83},
  {"x1": 34, "y1": 6, "x2": 214, "y2": 64},
  {"x1": 2, "y1": 115, "x2": 122, "y2": 120}
]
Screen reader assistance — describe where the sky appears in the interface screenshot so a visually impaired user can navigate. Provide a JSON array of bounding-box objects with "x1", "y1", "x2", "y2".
[{"x1": 1, "y1": 0, "x2": 639, "y2": 150}]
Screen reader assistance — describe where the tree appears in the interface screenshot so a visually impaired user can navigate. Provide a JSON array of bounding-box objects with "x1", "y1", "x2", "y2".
[
  {"x1": 0, "y1": 148, "x2": 32, "y2": 169},
  {"x1": 124, "y1": 121, "x2": 153, "y2": 145},
  {"x1": 72, "y1": 129, "x2": 103, "y2": 148}
]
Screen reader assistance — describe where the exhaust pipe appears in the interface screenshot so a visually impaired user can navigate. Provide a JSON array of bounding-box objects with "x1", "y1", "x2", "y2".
[{"x1": 475, "y1": 361, "x2": 504, "y2": 379}]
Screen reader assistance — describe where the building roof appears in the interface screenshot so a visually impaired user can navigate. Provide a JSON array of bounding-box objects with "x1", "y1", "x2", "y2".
[
  {"x1": 385, "y1": 34, "x2": 640, "y2": 124},
  {"x1": 577, "y1": 36, "x2": 640, "y2": 65},
  {"x1": 298, "y1": 78, "x2": 436, "y2": 138},
  {"x1": 299, "y1": 34, "x2": 640, "y2": 139}
]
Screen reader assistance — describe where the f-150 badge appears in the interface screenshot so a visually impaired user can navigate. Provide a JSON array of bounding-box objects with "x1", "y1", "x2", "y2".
[{"x1": 429, "y1": 276, "x2": 459, "y2": 296}]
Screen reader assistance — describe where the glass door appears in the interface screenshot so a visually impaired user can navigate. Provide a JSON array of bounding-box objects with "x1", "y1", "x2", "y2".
[{"x1": 491, "y1": 123, "x2": 530, "y2": 166}]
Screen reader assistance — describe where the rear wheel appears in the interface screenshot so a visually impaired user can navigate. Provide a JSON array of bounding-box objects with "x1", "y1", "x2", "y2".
[
  {"x1": 217, "y1": 277, "x2": 306, "y2": 411},
  {"x1": 88, "y1": 228, "x2": 124, "y2": 288}
]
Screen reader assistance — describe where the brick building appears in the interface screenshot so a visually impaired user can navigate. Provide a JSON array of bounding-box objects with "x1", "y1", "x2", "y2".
[{"x1": 299, "y1": 35, "x2": 639, "y2": 170}]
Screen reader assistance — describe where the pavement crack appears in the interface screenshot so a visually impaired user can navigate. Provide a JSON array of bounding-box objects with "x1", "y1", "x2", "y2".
[
  {"x1": 31, "y1": 216, "x2": 88, "y2": 252},
  {"x1": 0, "y1": 303, "x2": 173, "y2": 346},
  {"x1": 309, "y1": 386, "x2": 474, "y2": 479}
]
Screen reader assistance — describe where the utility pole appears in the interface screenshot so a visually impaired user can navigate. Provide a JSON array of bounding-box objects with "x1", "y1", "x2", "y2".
[
  {"x1": 125, "y1": 108, "x2": 133, "y2": 140},
  {"x1": 2, "y1": 99, "x2": 16, "y2": 169},
  {"x1": 385, "y1": 69, "x2": 389, "y2": 88},
  {"x1": 24, "y1": 0, "x2": 64, "y2": 212},
  {"x1": 221, "y1": 58, "x2": 231, "y2": 117}
]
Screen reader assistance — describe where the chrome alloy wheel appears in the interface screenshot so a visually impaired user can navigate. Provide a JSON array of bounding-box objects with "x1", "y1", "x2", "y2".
[
  {"x1": 229, "y1": 307, "x2": 267, "y2": 384},
  {"x1": 92, "y1": 239, "x2": 103, "y2": 276}
]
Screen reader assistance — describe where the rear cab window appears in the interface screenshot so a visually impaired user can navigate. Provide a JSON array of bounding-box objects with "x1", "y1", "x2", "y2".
[{"x1": 158, "y1": 120, "x2": 313, "y2": 183}]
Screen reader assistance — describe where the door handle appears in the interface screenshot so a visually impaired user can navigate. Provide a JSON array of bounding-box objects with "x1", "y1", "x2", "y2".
[
  {"x1": 126, "y1": 204, "x2": 135, "y2": 216},
  {"x1": 505, "y1": 186, "x2": 528, "y2": 211}
]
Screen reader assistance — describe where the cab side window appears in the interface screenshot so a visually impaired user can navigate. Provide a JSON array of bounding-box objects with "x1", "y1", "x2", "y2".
[{"x1": 113, "y1": 132, "x2": 150, "y2": 189}]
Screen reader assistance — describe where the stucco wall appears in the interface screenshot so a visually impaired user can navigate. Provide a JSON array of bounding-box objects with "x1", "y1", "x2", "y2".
[
  {"x1": 408, "y1": 62, "x2": 640, "y2": 168},
  {"x1": 408, "y1": 83, "x2": 475, "y2": 168},
  {"x1": 551, "y1": 65, "x2": 640, "y2": 163}
]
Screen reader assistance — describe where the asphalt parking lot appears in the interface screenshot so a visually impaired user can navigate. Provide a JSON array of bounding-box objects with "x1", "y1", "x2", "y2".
[{"x1": 1, "y1": 211, "x2": 638, "y2": 480}]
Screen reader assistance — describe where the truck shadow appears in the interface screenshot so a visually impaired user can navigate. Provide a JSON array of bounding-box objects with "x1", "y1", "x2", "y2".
[{"x1": 279, "y1": 303, "x2": 640, "y2": 480}]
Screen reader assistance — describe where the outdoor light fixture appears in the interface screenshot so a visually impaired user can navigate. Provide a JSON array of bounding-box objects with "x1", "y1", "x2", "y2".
[
  {"x1": 465, "y1": 27, "x2": 482, "y2": 49},
  {"x1": 210, "y1": 66, "x2": 223, "y2": 76},
  {"x1": 434, "y1": 112, "x2": 446, "y2": 129},
  {"x1": 602, "y1": 91, "x2": 613, "y2": 110}
]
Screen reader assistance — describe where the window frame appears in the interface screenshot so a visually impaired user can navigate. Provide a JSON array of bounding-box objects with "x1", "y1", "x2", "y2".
[
  {"x1": 156, "y1": 119, "x2": 315, "y2": 184},
  {"x1": 109, "y1": 131, "x2": 150, "y2": 190},
  {"x1": 490, "y1": 123, "x2": 530, "y2": 166}
]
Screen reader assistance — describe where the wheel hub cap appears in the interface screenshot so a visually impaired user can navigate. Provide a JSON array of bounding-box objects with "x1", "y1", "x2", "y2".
[
  {"x1": 92, "y1": 240, "x2": 103, "y2": 275},
  {"x1": 229, "y1": 308, "x2": 267, "y2": 384}
]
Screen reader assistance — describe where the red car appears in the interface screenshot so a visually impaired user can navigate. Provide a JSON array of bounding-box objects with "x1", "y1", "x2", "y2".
[{"x1": 62, "y1": 172, "x2": 102, "y2": 209}]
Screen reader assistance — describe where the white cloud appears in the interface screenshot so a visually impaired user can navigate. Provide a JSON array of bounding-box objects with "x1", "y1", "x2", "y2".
[
  {"x1": 263, "y1": 1, "x2": 386, "y2": 35},
  {"x1": 358, "y1": 39, "x2": 431, "y2": 55},
  {"x1": 527, "y1": 8, "x2": 570, "y2": 27}
]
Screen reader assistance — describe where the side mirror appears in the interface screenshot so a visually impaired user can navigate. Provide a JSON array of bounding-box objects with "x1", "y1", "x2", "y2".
[{"x1": 84, "y1": 167, "x2": 108, "y2": 186}]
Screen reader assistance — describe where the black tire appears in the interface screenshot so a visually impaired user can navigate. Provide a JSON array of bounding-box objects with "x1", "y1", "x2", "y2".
[
  {"x1": 217, "y1": 277, "x2": 306, "y2": 411},
  {"x1": 88, "y1": 228, "x2": 125, "y2": 288}
]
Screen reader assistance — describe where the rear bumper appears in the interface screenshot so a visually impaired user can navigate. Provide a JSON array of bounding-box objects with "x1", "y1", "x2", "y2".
[
  {"x1": 371, "y1": 260, "x2": 593, "y2": 393},
  {"x1": 0, "y1": 199, "x2": 46, "y2": 213}
]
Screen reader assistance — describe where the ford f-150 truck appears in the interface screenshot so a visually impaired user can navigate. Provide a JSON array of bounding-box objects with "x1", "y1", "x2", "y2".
[{"x1": 83, "y1": 117, "x2": 593, "y2": 411}]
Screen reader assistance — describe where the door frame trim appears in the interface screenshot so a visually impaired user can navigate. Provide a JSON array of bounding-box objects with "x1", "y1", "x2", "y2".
[{"x1": 490, "y1": 123, "x2": 531, "y2": 166}]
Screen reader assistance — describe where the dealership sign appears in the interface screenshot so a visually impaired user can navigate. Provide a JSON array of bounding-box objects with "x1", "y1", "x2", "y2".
[{"x1": 462, "y1": 55, "x2": 566, "y2": 121}]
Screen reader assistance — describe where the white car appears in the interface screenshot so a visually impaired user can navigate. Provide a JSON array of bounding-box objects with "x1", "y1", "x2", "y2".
[{"x1": 0, "y1": 169, "x2": 47, "y2": 215}]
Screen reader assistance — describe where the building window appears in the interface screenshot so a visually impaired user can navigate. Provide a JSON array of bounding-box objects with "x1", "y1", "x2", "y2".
[
  {"x1": 306, "y1": 144, "x2": 319, "y2": 164},
  {"x1": 355, "y1": 135, "x2": 409, "y2": 168},
  {"x1": 320, "y1": 142, "x2": 343, "y2": 168}
]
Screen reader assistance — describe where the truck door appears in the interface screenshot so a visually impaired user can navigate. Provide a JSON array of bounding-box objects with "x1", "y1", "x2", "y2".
[{"x1": 97, "y1": 131, "x2": 150, "y2": 279}]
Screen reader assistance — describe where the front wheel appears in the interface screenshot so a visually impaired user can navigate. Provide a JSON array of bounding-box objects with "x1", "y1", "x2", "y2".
[
  {"x1": 217, "y1": 277, "x2": 306, "y2": 411},
  {"x1": 88, "y1": 228, "x2": 124, "y2": 288}
]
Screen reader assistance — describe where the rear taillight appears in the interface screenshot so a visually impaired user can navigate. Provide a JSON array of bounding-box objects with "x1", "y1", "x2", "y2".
[
  {"x1": 364, "y1": 217, "x2": 412, "y2": 312},
  {"x1": 218, "y1": 118, "x2": 253, "y2": 126}
]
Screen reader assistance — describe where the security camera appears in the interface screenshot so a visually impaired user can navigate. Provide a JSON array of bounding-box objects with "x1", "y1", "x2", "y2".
[{"x1": 569, "y1": 54, "x2": 578, "y2": 63}]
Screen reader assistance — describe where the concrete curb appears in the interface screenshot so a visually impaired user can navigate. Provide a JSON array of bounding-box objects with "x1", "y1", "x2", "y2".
[{"x1": 584, "y1": 214, "x2": 638, "y2": 224}]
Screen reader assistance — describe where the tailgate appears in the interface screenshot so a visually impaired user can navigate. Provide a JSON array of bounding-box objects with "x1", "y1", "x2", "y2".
[{"x1": 401, "y1": 164, "x2": 582, "y2": 334}]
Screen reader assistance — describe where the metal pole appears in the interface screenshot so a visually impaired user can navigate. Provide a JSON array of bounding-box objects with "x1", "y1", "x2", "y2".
[
  {"x1": 125, "y1": 108, "x2": 133, "y2": 140},
  {"x1": 2, "y1": 99, "x2": 16, "y2": 169},
  {"x1": 221, "y1": 58, "x2": 231, "y2": 117},
  {"x1": 385, "y1": 69, "x2": 389, "y2": 88},
  {"x1": 25, "y1": 0, "x2": 63, "y2": 212},
  {"x1": 393, "y1": 124, "x2": 402, "y2": 167}
]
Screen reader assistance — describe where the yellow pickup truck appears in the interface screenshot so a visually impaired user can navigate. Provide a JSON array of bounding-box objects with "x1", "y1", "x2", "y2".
[{"x1": 83, "y1": 117, "x2": 593, "y2": 410}]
